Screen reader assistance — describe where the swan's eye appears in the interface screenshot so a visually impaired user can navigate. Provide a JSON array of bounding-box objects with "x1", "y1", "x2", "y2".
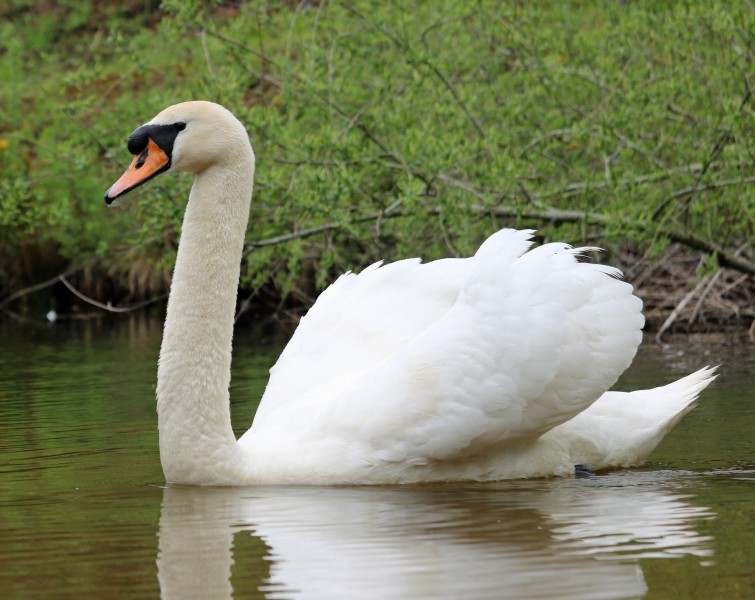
[{"x1": 175, "y1": 122, "x2": 187, "y2": 132}]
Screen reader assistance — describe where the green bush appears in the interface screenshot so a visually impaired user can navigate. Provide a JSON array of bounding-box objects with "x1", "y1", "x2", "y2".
[{"x1": 1, "y1": 0, "x2": 753, "y2": 306}]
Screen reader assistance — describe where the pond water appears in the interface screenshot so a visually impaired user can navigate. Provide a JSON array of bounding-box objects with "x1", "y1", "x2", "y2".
[{"x1": 0, "y1": 317, "x2": 753, "y2": 599}]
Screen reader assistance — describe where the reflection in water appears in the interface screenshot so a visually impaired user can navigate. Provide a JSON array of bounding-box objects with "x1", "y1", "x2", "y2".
[
  {"x1": 1, "y1": 322, "x2": 751, "y2": 599},
  {"x1": 157, "y1": 473, "x2": 714, "y2": 600}
]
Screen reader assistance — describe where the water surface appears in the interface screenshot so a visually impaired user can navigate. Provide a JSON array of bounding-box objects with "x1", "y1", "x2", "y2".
[{"x1": 0, "y1": 319, "x2": 752, "y2": 599}]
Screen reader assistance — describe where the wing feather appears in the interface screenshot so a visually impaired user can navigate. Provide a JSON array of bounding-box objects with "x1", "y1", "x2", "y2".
[{"x1": 248, "y1": 229, "x2": 644, "y2": 467}]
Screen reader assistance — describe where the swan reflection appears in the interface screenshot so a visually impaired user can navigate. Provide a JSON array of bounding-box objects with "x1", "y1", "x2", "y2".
[{"x1": 157, "y1": 473, "x2": 713, "y2": 600}]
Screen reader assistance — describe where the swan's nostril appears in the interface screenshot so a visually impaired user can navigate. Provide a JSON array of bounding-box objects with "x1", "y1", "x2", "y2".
[{"x1": 135, "y1": 149, "x2": 148, "y2": 170}]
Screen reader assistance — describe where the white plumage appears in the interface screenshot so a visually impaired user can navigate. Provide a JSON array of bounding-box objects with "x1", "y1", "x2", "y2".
[{"x1": 107, "y1": 101, "x2": 716, "y2": 486}]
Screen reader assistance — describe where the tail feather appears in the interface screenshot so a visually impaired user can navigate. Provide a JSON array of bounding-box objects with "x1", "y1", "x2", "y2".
[
  {"x1": 642, "y1": 366, "x2": 718, "y2": 432},
  {"x1": 547, "y1": 366, "x2": 718, "y2": 470}
]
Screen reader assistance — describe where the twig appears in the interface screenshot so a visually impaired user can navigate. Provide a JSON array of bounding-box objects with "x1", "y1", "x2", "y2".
[
  {"x1": 518, "y1": 128, "x2": 582, "y2": 157},
  {"x1": 62, "y1": 110, "x2": 111, "y2": 157},
  {"x1": 673, "y1": 79, "x2": 754, "y2": 219},
  {"x1": 269, "y1": 156, "x2": 377, "y2": 166},
  {"x1": 436, "y1": 211, "x2": 460, "y2": 257},
  {"x1": 718, "y1": 273, "x2": 750, "y2": 297},
  {"x1": 666, "y1": 103, "x2": 698, "y2": 124},
  {"x1": 347, "y1": 6, "x2": 487, "y2": 140},
  {"x1": 404, "y1": 66, "x2": 487, "y2": 149},
  {"x1": 420, "y1": 56, "x2": 487, "y2": 139},
  {"x1": 59, "y1": 275, "x2": 164, "y2": 313},
  {"x1": 611, "y1": 128, "x2": 668, "y2": 170},
  {"x1": 437, "y1": 161, "x2": 720, "y2": 202},
  {"x1": 689, "y1": 242, "x2": 752, "y2": 325},
  {"x1": 517, "y1": 181, "x2": 543, "y2": 207},
  {"x1": 689, "y1": 269, "x2": 723, "y2": 326},
  {"x1": 246, "y1": 220, "x2": 354, "y2": 249},
  {"x1": 235, "y1": 279, "x2": 271, "y2": 323},
  {"x1": 666, "y1": 230, "x2": 754, "y2": 276},
  {"x1": 245, "y1": 201, "x2": 755, "y2": 276},
  {"x1": 200, "y1": 29, "x2": 214, "y2": 76},
  {"x1": 651, "y1": 174, "x2": 755, "y2": 221},
  {"x1": 0, "y1": 267, "x2": 80, "y2": 307},
  {"x1": 558, "y1": 67, "x2": 620, "y2": 95},
  {"x1": 655, "y1": 273, "x2": 713, "y2": 342}
]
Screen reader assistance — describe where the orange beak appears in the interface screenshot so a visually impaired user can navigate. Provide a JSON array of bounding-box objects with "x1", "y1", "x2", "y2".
[{"x1": 105, "y1": 138, "x2": 170, "y2": 204}]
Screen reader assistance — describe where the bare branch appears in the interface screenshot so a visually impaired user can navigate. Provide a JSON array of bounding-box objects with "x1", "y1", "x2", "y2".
[
  {"x1": 420, "y1": 57, "x2": 487, "y2": 139},
  {"x1": 652, "y1": 174, "x2": 755, "y2": 220},
  {"x1": 0, "y1": 267, "x2": 80, "y2": 308},
  {"x1": 518, "y1": 128, "x2": 583, "y2": 157},
  {"x1": 655, "y1": 273, "x2": 712, "y2": 342},
  {"x1": 58, "y1": 276, "x2": 164, "y2": 313},
  {"x1": 245, "y1": 200, "x2": 755, "y2": 276}
]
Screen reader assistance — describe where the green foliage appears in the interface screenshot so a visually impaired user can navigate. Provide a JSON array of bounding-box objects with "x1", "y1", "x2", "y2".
[{"x1": 1, "y1": 0, "x2": 753, "y2": 305}]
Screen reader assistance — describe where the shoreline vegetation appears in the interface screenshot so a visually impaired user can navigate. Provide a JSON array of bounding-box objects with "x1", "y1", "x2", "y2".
[{"x1": 1, "y1": 1, "x2": 753, "y2": 338}]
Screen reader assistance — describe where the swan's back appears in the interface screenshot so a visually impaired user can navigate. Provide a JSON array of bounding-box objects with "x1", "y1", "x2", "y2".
[{"x1": 241, "y1": 229, "x2": 644, "y2": 482}]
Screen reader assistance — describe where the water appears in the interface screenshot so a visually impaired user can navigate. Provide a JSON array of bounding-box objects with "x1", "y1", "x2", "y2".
[{"x1": 0, "y1": 318, "x2": 753, "y2": 599}]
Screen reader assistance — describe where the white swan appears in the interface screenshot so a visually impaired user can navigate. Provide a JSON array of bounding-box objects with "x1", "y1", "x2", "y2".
[{"x1": 105, "y1": 101, "x2": 716, "y2": 486}]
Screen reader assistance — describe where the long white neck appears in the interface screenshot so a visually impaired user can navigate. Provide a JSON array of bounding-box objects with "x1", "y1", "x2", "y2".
[{"x1": 156, "y1": 148, "x2": 255, "y2": 485}]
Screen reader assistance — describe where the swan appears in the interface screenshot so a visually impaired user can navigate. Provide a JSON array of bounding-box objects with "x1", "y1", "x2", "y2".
[{"x1": 104, "y1": 101, "x2": 716, "y2": 486}]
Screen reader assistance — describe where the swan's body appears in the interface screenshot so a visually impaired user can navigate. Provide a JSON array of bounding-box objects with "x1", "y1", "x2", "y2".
[{"x1": 105, "y1": 101, "x2": 716, "y2": 486}]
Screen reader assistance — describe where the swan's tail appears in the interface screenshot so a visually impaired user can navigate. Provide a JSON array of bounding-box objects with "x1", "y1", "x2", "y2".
[{"x1": 549, "y1": 366, "x2": 718, "y2": 471}]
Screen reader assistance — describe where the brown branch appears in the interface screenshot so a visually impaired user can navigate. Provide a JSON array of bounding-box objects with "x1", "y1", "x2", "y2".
[
  {"x1": 234, "y1": 257, "x2": 285, "y2": 323},
  {"x1": 0, "y1": 267, "x2": 80, "y2": 308},
  {"x1": 651, "y1": 174, "x2": 755, "y2": 221},
  {"x1": 246, "y1": 221, "x2": 353, "y2": 249},
  {"x1": 655, "y1": 272, "x2": 713, "y2": 342},
  {"x1": 689, "y1": 269, "x2": 723, "y2": 326},
  {"x1": 437, "y1": 161, "x2": 724, "y2": 203},
  {"x1": 245, "y1": 201, "x2": 755, "y2": 276},
  {"x1": 1, "y1": 268, "x2": 167, "y2": 315},
  {"x1": 665, "y1": 230, "x2": 754, "y2": 276},
  {"x1": 518, "y1": 128, "x2": 583, "y2": 157},
  {"x1": 234, "y1": 279, "x2": 268, "y2": 323},
  {"x1": 58, "y1": 275, "x2": 165, "y2": 313},
  {"x1": 420, "y1": 57, "x2": 487, "y2": 139},
  {"x1": 611, "y1": 128, "x2": 668, "y2": 170}
]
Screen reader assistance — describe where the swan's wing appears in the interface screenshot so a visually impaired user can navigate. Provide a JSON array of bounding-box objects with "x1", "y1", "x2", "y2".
[
  {"x1": 245, "y1": 229, "x2": 644, "y2": 470},
  {"x1": 252, "y1": 253, "x2": 469, "y2": 421}
]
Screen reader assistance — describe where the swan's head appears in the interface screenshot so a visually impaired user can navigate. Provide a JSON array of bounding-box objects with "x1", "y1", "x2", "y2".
[{"x1": 104, "y1": 101, "x2": 254, "y2": 205}]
